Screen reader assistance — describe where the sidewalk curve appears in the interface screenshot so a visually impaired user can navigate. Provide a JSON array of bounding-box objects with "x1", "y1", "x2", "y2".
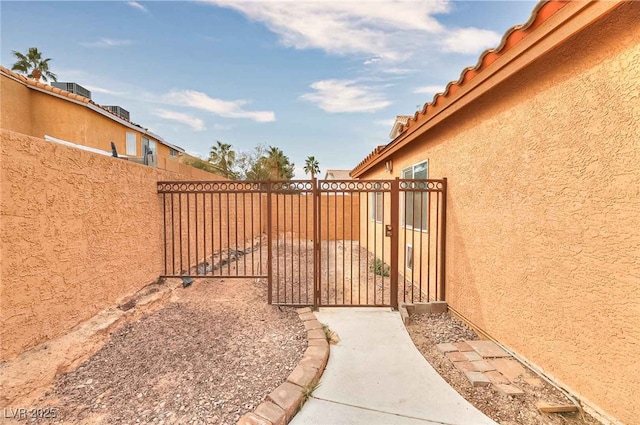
[{"x1": 290, "y1": 308, "x2": 497, "y2": 425}]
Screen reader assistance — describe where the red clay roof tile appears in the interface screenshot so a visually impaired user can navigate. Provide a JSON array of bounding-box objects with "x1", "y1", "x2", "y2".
[
  {"x1": 351, "y1": 0, "x2": 570, "y2": 175},
  {"x1": 403, "y1": 1, "x2": 568, "y2": 135}
]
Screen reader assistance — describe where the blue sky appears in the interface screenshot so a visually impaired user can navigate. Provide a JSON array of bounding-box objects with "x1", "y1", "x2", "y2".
[{"x1": 1, "y1": 0, "x2": 537, "y2": 177}]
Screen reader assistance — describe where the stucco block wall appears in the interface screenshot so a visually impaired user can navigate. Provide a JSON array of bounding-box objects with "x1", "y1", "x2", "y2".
[
  {"x1": 161, "y1": 191, "x2": 263, "y2": 276},
  {"x1": 361, "y1": 5, "x2": 639, "y2": 423},
  {"x1": 0, "y1": 130, "x2": 193, "y2": 361},
  {"x1": 267, "y1": 194, "x2": 359, "y2": 241},
  {"x1": 158, "y1": 157, "x2": 226, "y2": 180}
]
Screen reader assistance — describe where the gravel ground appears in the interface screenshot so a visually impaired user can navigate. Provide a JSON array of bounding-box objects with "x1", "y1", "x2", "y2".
[
  {"x1": 26, "y1": 277, "x2": 306, "y2": 425},
  {"x1": 407, "y1": 313, "x2": 601, "y2": 425},
  {"x1": 272, "y1": 239, "x2": 431, "y2": 306}
]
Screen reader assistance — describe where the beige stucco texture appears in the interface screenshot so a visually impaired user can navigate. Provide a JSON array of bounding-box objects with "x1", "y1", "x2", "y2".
[
  {"x1": 0, "y1": 130, "x2": 195, "y2": 361},
  {"x1": 361, "y1": 5, "x2": 639, "y2": 424}
]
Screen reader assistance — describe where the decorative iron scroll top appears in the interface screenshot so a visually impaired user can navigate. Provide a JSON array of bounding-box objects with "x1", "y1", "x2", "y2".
[
  {"x1": 157, "y1": 181, "x2": 269, "y2": 193},
  {"x1": 157, "y1": 179, "x2": 444, "y2": 193},
  {"x1": 319, "y1": 180, "x2": 391, "y2": 191},
  {"x1": 399, "y1": 180, "x2": 443, "y2": 191},
  {"x1": 269, "y1": 181, "x2": 314, "y2": 192}
]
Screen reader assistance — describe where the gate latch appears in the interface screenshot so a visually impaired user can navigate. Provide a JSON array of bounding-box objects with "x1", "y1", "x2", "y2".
[{"x1": 385, "y1": 224, "x2": 392, "y2": 237}]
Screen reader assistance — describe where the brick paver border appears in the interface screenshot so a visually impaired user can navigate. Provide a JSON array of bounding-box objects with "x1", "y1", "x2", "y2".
[{"x1": 238, "y1": 307, "x2": 329, "y2": 425}]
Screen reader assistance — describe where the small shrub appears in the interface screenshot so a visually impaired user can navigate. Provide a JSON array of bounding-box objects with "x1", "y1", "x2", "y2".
[
  {"x1": 370, "y1": 258, "x2": 390, "y2": 277},
  {"x1": 301, "y1": 381, "x2": 321, "y2": 405},
  {"x1": 321, "y1": 324, "x2": 337, "y2": 343},
  {"x1": 321, "y1": 324, "x2": 330, "y2": 341}
]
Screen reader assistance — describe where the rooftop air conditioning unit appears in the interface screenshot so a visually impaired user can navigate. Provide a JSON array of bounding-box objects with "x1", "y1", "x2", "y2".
[
  {"x1": 51, "y1": 82, "x2": 92, "y2": 100},
  {"x1": 104, "y1": 105, "x2": 130, "y2": 121}
]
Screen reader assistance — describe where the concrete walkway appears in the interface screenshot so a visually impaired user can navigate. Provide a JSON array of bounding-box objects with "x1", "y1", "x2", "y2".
[{"x1": 290, "y1": 308, "x2": 497, "y2": 425}]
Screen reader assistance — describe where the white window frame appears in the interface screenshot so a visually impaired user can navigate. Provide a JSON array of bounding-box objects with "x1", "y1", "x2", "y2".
[
  {"x1": 126, "y1": 132, "x2": 137, "y2": 156},
  {"x1": 369, "y1": 183, "x2": 383, "y2": 223},
  {"x1": 149, "y1": 139, "x2": 157, "y2": 155},
  {"x1": 406, "y1": 244, "x2": 413, "y2": 270},
  {"x1": 402, "y1": 160, "x2": 429, "y2": 232}
]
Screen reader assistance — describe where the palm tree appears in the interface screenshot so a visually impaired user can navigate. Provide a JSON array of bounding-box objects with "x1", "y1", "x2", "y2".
[
  {"x1": 267, "y1": 146, "x2": 284, "y2": 180},
  {"x1": 208, "y1": 141, "x2": 237, "y2": 179},
  {"x1": 267, "y1": 146, "x2": 295, "y2": 180},
  {"x1": 304, "y1": 156, "x2": 320, "y2": 180},
  {"x1": 11, "y1": 47, "x2": 58, "y2": 82}
]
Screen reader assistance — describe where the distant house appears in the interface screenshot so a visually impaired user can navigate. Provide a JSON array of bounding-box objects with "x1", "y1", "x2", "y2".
[
  {"x1": 323, "y1": 169, "x2": 353, "y2": 180},
  {"x1": 388, "y1": 115, "x2": 411, "y2": 140},
  {"x1": 0, "y1": 66, "x2": 184, "y2": 170},
  {"x1": 352, "y1": 2, "x2": 639, "y2": 424}
]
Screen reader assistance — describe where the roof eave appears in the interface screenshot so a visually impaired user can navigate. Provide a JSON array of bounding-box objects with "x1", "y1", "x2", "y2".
[{"x1": 351, "y1": 0, "x2": 621, "y2": 178}]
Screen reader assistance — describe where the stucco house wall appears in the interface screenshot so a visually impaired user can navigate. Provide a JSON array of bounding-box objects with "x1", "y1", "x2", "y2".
[
  {"x1": 354, "y1": 3, "x2": 639, "y2": 424},
  {"x1": 1, "y1": 68, "x2": 180, "y2": 166},
  {"x1": 358, "y1": 186, "x2": 444, "y2": 304}
]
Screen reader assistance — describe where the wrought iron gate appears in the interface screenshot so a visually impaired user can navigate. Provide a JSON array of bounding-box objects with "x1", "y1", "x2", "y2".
[{"x1": 157, "y1": 178, "x2": 446, "y2": 309}]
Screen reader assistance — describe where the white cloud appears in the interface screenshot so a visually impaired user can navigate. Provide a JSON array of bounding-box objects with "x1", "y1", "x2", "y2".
[
  {"x1": 84, "y1": 85, "x2": 126, "y2": 96},
  {"x1": 165, "y1": 90, "x2": 275, "y2": 122},
  {"x1": 441, "y1": 27, "x2": 501, "y2": 54},
  {"x1": 205, "y1": 0, "x2": 448, "y2": 61},
  {"x1": 80, "y1": 38, "x2": 132, "y2": 48},
  {"x1": 375, "y1": 119, "x2": 396, "y2": 127},
  {"x1": 127, "y1": 1, "x2": 148, "y2": 13},
  {"x1": 301, "y1": 79, "x2": 391, "y2": 113},
  {"x1": 55, "y1": 68, "x2": 87, "y2": 79},
  {"x1": 154, "y1": 109, "x2": 205, "y2": 131},
  {"x1": 364, "y1": 56, "x2": 382, "y2": 65},
  {"x1": 381, "y1": 67, "x2": 417, "y2": 75},
  {"x1": 205, "y1": 0, "x2": 507, "y2": 68},
  {"x1": 414, "y1": 84, "x2": 446, "y2": 95}
]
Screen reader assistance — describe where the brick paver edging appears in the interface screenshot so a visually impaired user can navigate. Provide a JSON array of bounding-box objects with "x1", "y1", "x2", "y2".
[{"x1": 237, "y1": 307, "x2": 329, "y2": 425}]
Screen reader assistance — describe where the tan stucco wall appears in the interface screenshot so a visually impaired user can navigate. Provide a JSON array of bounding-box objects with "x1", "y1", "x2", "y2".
[
  {"x1": 359, "y1": 190, "x2": 443, "y2": 303},
  {"x1": 359, "y1": 4, "x2": 639, "y2": 424},
  {"x1": 0, "y1": 130, "x2": 195, "y2": 361},
  {"x1": 158, "y1": 156, "x2": 226, "y2": 181},
  {"x1": 0, "y1": 75, "x2": 32, "y2": 136}
]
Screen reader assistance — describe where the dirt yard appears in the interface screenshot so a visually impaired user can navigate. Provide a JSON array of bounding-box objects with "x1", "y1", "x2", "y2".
[
  {"x1": 406, "y1": 313, "x2": 601, "y2": 425},
  {"x1": 271, "y1": 238, "x2": 432, "y2": 307},
  {"x1": 20, "y1": 277, "x2": 306, "y2": 425}
]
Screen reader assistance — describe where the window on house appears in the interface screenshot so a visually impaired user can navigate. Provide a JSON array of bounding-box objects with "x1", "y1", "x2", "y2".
[
  {"x1": 169, "y1": 149, "x2": 178, "y2": 158},
  {"x1": 142, "y1": 137, "x2": 156, "y2": 156},
  {"x1": 126, "y1": 132, "x2": 137, "y2": 156},
  {"x1": 370, "y1": 183, "x2": 383, "y2": 222},
  {"x1": 402, "y1": 160, "x2": 428, "y2": 231},
  {"x1": 406, "y1": 245, "x2": 413, "y2": 270}
]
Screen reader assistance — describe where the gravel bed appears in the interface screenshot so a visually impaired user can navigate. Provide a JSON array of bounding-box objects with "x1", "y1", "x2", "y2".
[
  {"x1": 407, "y1": 313, "x2": 601, "y2": 425},
  {"x1": 27, "y1": 277, "x2": 306, "y2": 425}
]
